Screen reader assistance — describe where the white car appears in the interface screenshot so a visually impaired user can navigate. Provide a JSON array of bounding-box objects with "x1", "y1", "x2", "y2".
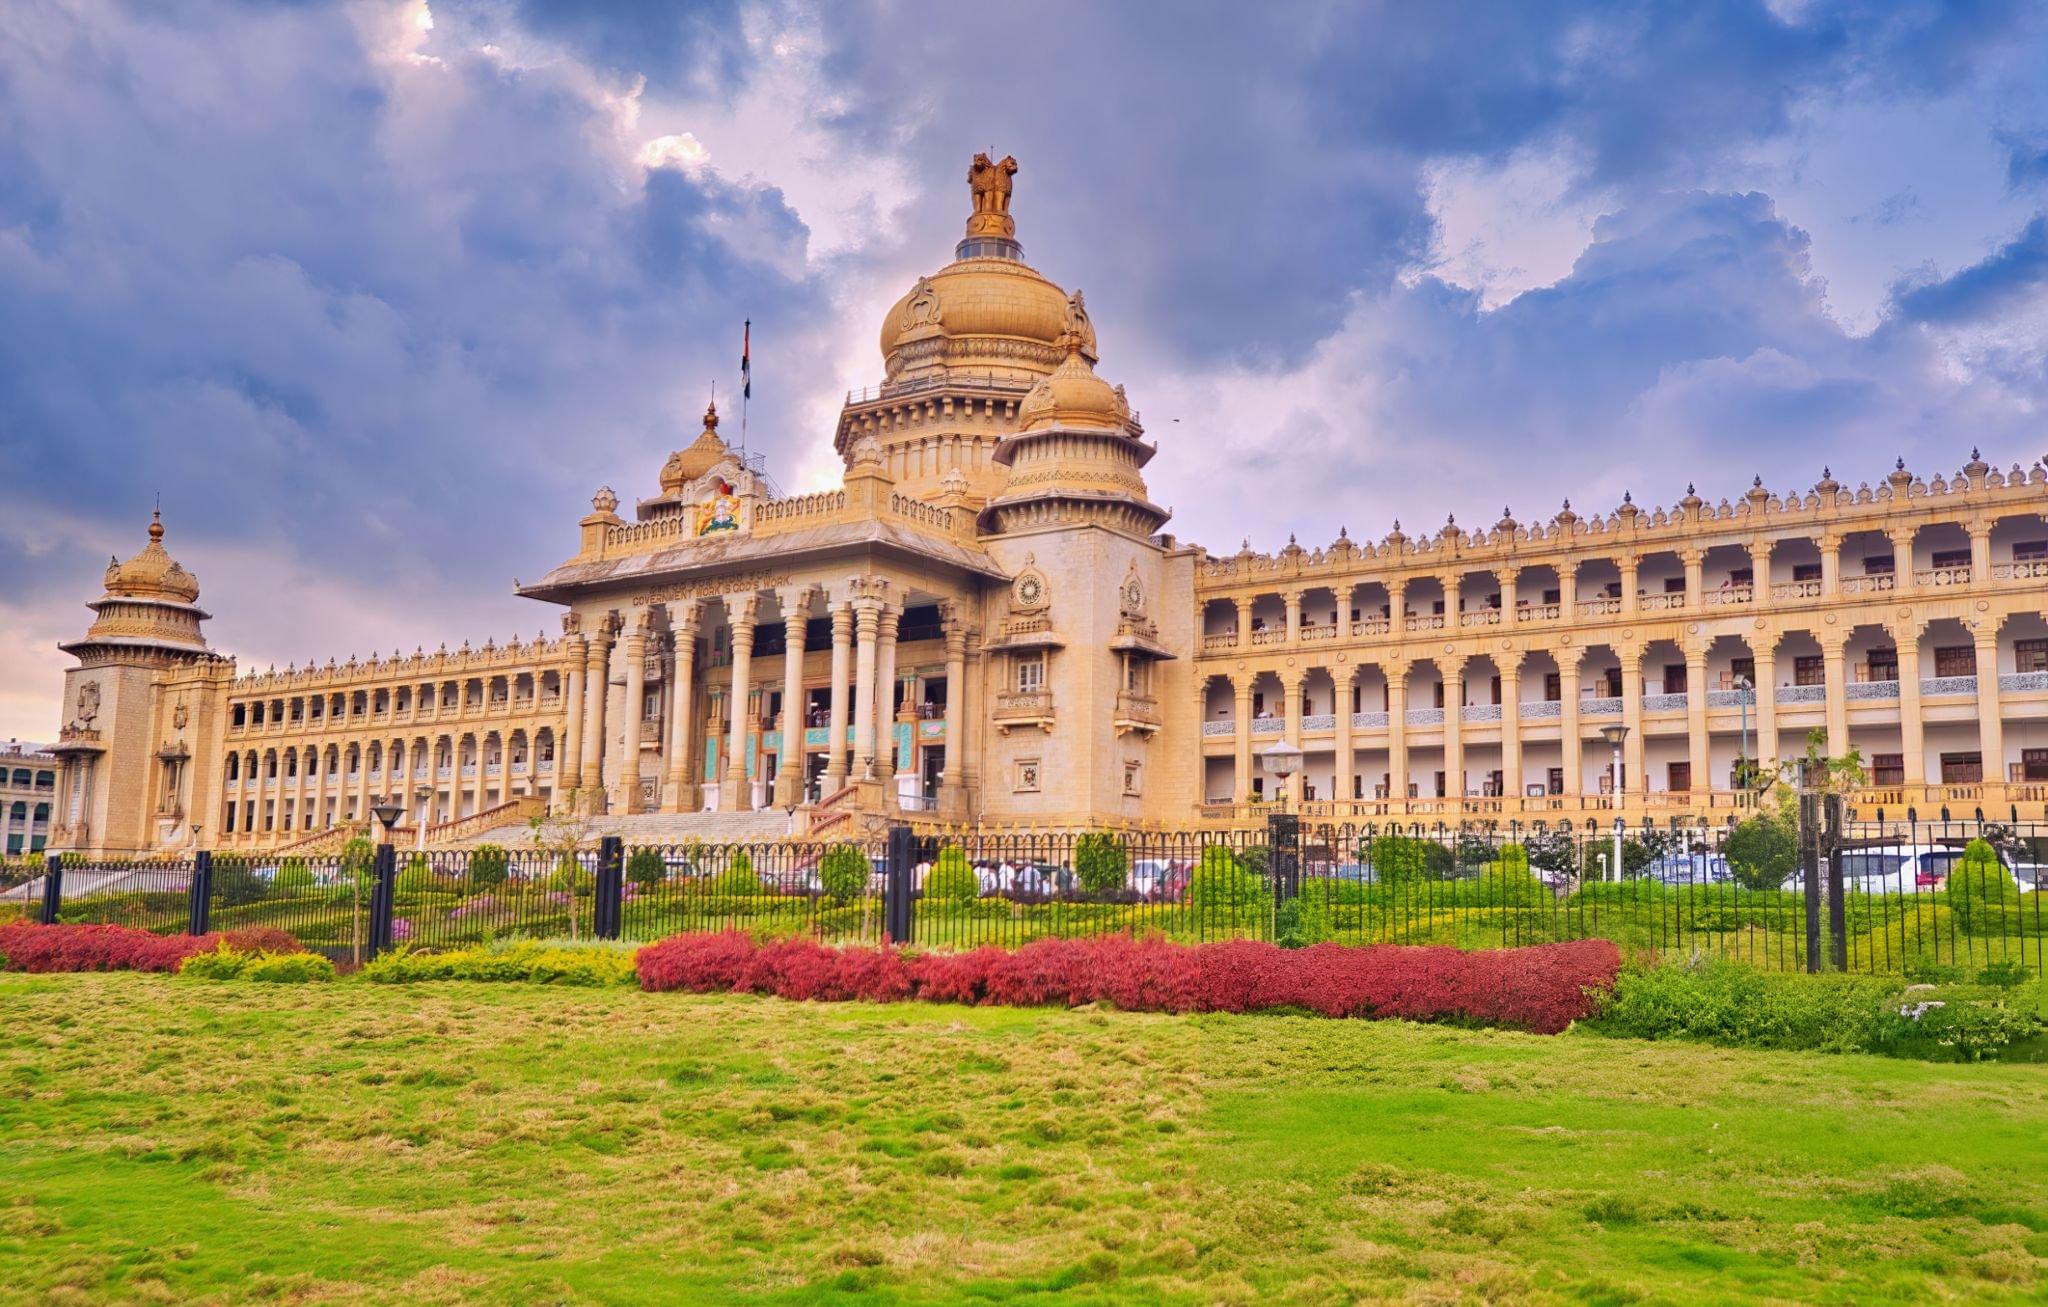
[{"x1": 1830, "y1": 845, "x2": 1971, "y2": 895}]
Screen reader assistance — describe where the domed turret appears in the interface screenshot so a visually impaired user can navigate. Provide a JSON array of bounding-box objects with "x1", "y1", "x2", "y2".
[
  {"x1": 660, "y1": 402, "x2": 733, "y2": 494},
  {"x1": 63, "y1": 509, "x2": 214, "y2": 659}
]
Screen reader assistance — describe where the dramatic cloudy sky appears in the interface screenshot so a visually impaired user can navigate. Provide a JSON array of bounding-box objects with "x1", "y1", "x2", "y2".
[{"x1": 5, "y1": 0, "x2": 2048, "y2": 738}]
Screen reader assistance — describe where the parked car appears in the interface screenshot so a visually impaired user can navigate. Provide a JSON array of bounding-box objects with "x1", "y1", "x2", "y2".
[
  {"x1": 1130, "y1": 858, "x2": 1189, "y2": 897},
  {"x1": 1830, "y1": 845, "x2": 1971, "y2": 895},
  {"x1": 2010, "y1": 862, "x2": 2046, "y2": 893},
  {"x1": 1146, "y1": 866, "x2": 1192, "y2": 904},
  {"x1": 1640, "y1": 853, "x2": 1734, "y2": 886}
]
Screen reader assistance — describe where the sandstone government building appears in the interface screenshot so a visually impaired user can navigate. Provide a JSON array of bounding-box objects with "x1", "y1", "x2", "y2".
[{"x1": 40, "y1": 158, "x2": 2048, "y2": 858}]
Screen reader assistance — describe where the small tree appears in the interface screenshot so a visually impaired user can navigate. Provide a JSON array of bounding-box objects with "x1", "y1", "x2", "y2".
[
  {"x1": 395, "y1": 854, "x2": 437, "y2": 894},
  {"x1": 1073, "y1": 832, "x2": 1128, "y2": 895},
  {"x1": 926, "y1": 845, "x2": 979, "y2": 903},
  {"x1": 529, "y1": 795, "x2": 593, "y2": 940},
  {"x1": 818, "y1": 844, "x2": 871, "y2": 903},
  {"x1": 1945, "y1": 839, "x2": 2020, "y2": 934},
  {"x1": 1476, "y1": 843, "x2": 1544, "y2": 906},
  {"x1": 1723, "y1": 812, "x2": 1798, "y2": 892},
  {"x1": 469, "y1": 843, "x2": 510, "y2": 889},
  {"x1": 1188, "y1": 845, "x2": 1271, "y2": 924},
  {"x1": 625, "y1": 847, "x2": 665, "y2": 888},
  {"x1": 709, "y1": 848, "x2": 764, "y2": 898},
  {"x1": 339, "y1": 836, "x2": 375, "y2": 966}
]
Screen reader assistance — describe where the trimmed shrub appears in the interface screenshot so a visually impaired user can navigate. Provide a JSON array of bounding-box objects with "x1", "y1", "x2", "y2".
[
  {"x1": 625, "y1": 847, "x2": 666, "y2": 889},
  {"x1": 1589, "y1": 960, "x2": 1897, "y2": 1052},
  {"x1": 1274, "y1": 890, "x2": 1334, "y2": 948},
  {"x1": 0, "y1": 922, "x2": 224, "y2": 973},
  {"x1": 395, "y1": 855, "x2": 439, "y2": 894},
  {"x1": 1365, "y1": 835, "x2": 1433, "y2": 889},
  {"x1": 221, "y1": 926, "x2": 302, "y2": 954},
  {"x1": 926, "y1": 846, "x2": 979, "y2": 903},
  {"x1": 176, "y1": 943, "x2": 251, "y2": 980},
  {"x1": 273, "y1": 857, "x2": 313, "y2": 892},
  {"x1": 636, "y1": 932, "x2": 1622, "y2": 1034},
  {"x1": 818, "y1": 844, "x2": 871, "y2": 903},
  {"x1": 363, "y1": 940, "x2": 638, "y2": 987},
  {"x1": 549, "y1": 856, "x2": 595, "y2": 896},
  {"x1": 706, "y1": 852, "x2": 762, "y2": 897},
  {"x1": 245, "y1": 952, "x2": 335, "y2": 983},
  {"x1": 1188, "y1": 846, "x2": 1269, "y2": 924},
  {"x1": 1945, "y1": 839, "x2": 2021, "y2": 934},
  {"x1": 1724, "y1": 813, "x2": 1798, "y2": 892},
  {"x1": 1074, "y1": 833, "x2": 1129, "y2": 894},
  {"x1": 1476, "y1": 844, "x2": 1545, "y2": 906},
  {"x1": 469, "y1": 844, "x2": 510, "y2": 889},
  {"x1": 211, "y1": 854, "x2": 266, "y2": 907}
]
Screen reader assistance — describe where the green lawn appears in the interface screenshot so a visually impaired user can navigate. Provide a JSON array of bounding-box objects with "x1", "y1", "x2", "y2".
[{"x1": 2, "y1": 976, "x2": 2044, "y2": 1303}]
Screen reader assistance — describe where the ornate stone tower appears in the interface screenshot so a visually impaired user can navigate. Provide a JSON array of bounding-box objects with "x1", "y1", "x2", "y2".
[
  {"x1": 836, "y1": 154, "x2": 1090, "y2": 506},
  {"x1": 51, "y1": 511, "x2": 228, "y2": 855}
]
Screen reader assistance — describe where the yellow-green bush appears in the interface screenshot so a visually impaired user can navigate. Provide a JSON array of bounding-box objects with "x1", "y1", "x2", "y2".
[
  {"x1": 360, "y1": 940, "x2": 638, "y2": 987},
  {"x1": 177, "y1": 943, "x2": 334, "y2": 983}
]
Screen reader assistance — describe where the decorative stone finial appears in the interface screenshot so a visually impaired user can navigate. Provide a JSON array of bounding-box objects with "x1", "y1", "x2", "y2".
[
  {"x1": 966, "y1": 151, "x2": 1019, "y2": 240},
  {"x1": 592, "y1": 486, "x2": 620, "y2": 515}
]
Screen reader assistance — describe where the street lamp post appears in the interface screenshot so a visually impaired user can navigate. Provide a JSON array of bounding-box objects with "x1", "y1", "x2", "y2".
[
  {"x1": 369, "y1": 795, "x2": 405, "y2": 842},
  {"x1": 1600, "y1": 724, "x2": 1630, "y2": 882},
  {"x1": 1260, "y1": 740, "x2": 1303, "y2": 813}
]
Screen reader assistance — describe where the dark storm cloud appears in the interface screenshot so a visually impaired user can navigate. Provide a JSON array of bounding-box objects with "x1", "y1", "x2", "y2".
[{"x1": 1890, "y1": 214, "x2": 2048, "y2": 325}]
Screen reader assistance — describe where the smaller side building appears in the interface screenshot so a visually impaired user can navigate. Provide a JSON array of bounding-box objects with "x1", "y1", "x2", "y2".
[{"x1": 1, "y1": 740, "x2": 58, "y2": 857}]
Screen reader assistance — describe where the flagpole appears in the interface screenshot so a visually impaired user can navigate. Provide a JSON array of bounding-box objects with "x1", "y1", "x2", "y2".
[{"x1": 740, "y1": 318, "x2": 752, "y2": 459}]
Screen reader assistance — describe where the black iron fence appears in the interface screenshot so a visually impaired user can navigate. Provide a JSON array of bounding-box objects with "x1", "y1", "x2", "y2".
[{"x1": 6, "y1": 804, "x2": 2041, "y2": 975}]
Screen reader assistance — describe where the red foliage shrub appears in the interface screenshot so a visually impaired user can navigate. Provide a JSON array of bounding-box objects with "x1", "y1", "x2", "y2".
[
  {"x1": 220, "y1": 926, "x2": 303, "y2": 955},
  {"x1": 636, "y1": 932, "x2": 1622, "y2": 1033},
  {"x1": 0, "y1": 923, "x2": 225, "y2": 974}
]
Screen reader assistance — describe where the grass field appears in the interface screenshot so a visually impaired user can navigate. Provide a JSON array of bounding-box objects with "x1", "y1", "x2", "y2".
[{"x1": 2, "y1": 976, "x2": 2045, "y2": 1303}]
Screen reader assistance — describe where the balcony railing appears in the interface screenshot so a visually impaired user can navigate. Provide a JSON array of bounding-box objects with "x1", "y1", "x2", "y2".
[
  {"x1": 1578, "y1": 598, "x2": 1620, "y2": 617},
  {"x1": 1299, "y1": 623, "x2": 1338, "y2": 643},
  {"x1": 1846, "y1": 680, "x2": 1900, "y2": 701},
  {"x1": 1582, "y1": 695, "x2": 1623, "y2": 716},
  {"x1": 1351, "y1": 617, "x2": 1392, "y2": 636},
  {"x1": 1702, "y1": 585, "x2": 1753, "y2": 606},
  {"x1": 1250, "y1": 716, "x2": 1284, "y2": 736},
  {"x1": 1642, "y1": 692, "x2": 1688, "y2": 713},
  {"x1": 1779, "y1": 684, "x2": 1826, "y2": 704},
  {"x1": 1516, "y1": 603, "x2": 1560, "y2": 623},
  {"x1": 1404, "y1": 614, "x2": 1445, "y2": 632},
  {"x1": 1520, "y1": 700, "x2": 1562, "y2": 719},
  {"x1": 1351, "y1": 711, "x2": 1390, "y2": 729},
  {"x1": 1201, "y1": 633, "x2": 1237, "y2": 653},
  {"x1": 1461, "y1": 703, "x2": 1502, "y2": 722},
  {"x1": 991, "y1": 691, "x2": 1055, "y2": 731},
  {"x1": 1771, "y1": 579, "x2": 1822, "y2": 600},
  {"x1": 1915, "y1": 566, "x2": 1973, "y2": 587},
  {"x1": 1404, "y1": 707, "x2": 1445, "y2": 726},
  {"x1": 1200, "y1": 719, "x2": 1234, "y2": 737},
  {"x1": 1995, "y1": 560, "x2": 2048, "y2": 581},
  {"x1": 1841, "y1": 573, "x2": 1894, "y2": 594},
  {"x1": 1301, "y1": 713, "x2": 1336, "y2": 732},
  {"x1": 2002, "y1": 672, "x2": 2048, "y2": 694},
  {"x1": 1459, "y1": 609, "x2": 1501, "y2": 629},
  {"x1": 1637, "y1": 592, "x2": 1685, "y2": 612},
  {"x1": 1249, "y1": 628, "x2": 1286, "y2": 646},
  {"x1": 1922, "y1": 675, "x2": 1978, "y2": 697}
]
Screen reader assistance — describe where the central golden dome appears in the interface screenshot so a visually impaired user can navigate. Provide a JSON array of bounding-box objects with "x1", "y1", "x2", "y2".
[
  {"x1": 877, "y1": 154, "x2": 1096, "y2": 385},
  {"x1": 102, "y1": 510, "x2": 200, "y2": 606}
]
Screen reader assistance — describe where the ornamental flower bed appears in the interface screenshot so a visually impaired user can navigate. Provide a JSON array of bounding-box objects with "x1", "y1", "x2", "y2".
[
  {"x1": 0, "y1": 922, "x2": 302, "y2": 974},
  {"x1": 635, "y1": 933, "x2": 1621, "y2": 1034}
]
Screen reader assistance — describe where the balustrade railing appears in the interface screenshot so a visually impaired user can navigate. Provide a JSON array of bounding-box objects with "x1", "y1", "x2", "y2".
[
  {"x1": 1915, "y1": 565, "x2": 1973, "y2": 587},
  {"x1": 1771, "y1": 579, "x2": 1822, "y2": 599},
  {"x1": 1841, "y1": 573, "x2": 1895, "y2": 594},
  {"x1": 1921, "y1": 675, "x2": 1978, "y2": 697}
]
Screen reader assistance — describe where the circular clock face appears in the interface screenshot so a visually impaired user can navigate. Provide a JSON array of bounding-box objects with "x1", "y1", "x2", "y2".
[
  {"x1": 1123, "y1": 580, "x2": 1142, "y2": 609},
  {"x1": 1017, "y1": 575, "x2": 1043, "y2": 606}
]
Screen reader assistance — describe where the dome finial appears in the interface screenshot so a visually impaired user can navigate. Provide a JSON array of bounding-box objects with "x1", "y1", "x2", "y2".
[
  {"x1": 148, "y1": 506, "x2": 164, "y2": 543},
  {"x1": 965, "y1": 151, "x2": 1019, "y2": 242}
]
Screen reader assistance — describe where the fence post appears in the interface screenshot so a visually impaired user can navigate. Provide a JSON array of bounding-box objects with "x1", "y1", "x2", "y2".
[
  {"x1": 367, "y1": 842, "x2": 397, "y2": 961},
  {"x1": 188, "y1": 851, "x2": 214, "y2": 936},
  {"x1": 39, "y1": 852, "x2": 62, "y2": 925},
  {"x1": 884, "y1": 825, "x2": 915, "y2": 945},
  {"x1": 1798, "y1": 792, "x2": 1822, "y2": 973},
  {"x1": 1823, "y1": 793, "x2": 1847, "y2": 971},
  {"x1": 1267, "y1": 810, "x2": 1301, "y2": 902},
  {"x1": 595, "y1": 836, "x2": 624, "y2": 940}
]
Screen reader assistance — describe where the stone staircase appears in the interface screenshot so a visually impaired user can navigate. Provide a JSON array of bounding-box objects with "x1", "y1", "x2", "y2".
[{"x1": 449, "y1": 808, "x2": 796, "y2": 849}]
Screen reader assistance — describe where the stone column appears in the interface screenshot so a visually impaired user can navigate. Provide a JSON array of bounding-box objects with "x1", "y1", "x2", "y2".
[
  {"x1": 1499, "y1": 652, "x2": 1523, "y2": 800},
  {"x1": 1234, "y1": 597, "x2": 1252, "y2": 647},
  {"x1": 665, "y1": 603, "x2": 700, "y2": 811},
  {"x1": 852, "y1": 599, "x2": 882, "y2": 781},
  {"x1": 961, "y1": 629, "x2": 984, "y2": 803},
  {"x1": 774, "y1": 589, "x2": 811, "y2": 807},
  {"x1": 1894, "y1": 626, "x2": 1924, "y2": 786},
  {"x1": 1283, "y1": 589, "x2": 1303, "y2": 643},
  {"x1": 1685, "y1": 645, "x2": 1710, "y2": 792},
  {"x1": 1753, "y1": 643, "x2": 1780, "y2": 767},
  {"x1": 824, "y1": 603, "x2": 854, "y2": 792},
  {"x1": 1619, "y1": 553, "x2": 1640, "y2": 616},
  {"x1": 1442, "y1": 656, "x2": 1465, "y2": 799},
  {"x1": 618, "y1": 615, "x2": 648, "y2": 813},
  {"x1": 1558, "y1": 562, "x2": 1578, "y2": 616},
  {"x1": 1681, "y1": 546, "x2": 1704, "y2": 610},
  {"x1": 1496, "y1": 566, "x2": 1520, "y2": 615},
  {"x1": 723, "y1": 596, "x2": 757, "y2": 808},
  {"x1": 1819, "y1": 533, "x2": 1842, "y2": 597},
  {"x1": 468, "y1": 733, "x2": 487, "y2": 819},
  {"x1": 941, "y1": 606, "x2": 968, "y2": 814},
  {"x1": 876, "y1": 608, "x2": 902, "y2": 795},
  {"x1": 1387, "y1": 661, "x2": 1409, "y2": 804},
  {"x1": 1973, "y1": 620, "x2": 2004, "y2": 787},
  {"x1": 578, "y1": 622, "x2": 612, "y2": 807},
  {"x1": 1558, "y1": 648, "x2": 1584, "y2": 797},
  {"x1": 1233, "y1": 676, "x2": 1253, "y2": 804},
  {"x1": 1890, "y1": 527, "x2": 1916, "y2": 594},
  {"x1": 1820, "y1": 631, "x2": 1849, "y2": 758},
  {"x1": 1619, "y1": 647, "x2": 1645, "y2": 796},
  {"x1": 1969, "y1": 520, "x2": 1993, "y2": 583},
  {"x1": 559, "y1": 642, "x2": 584, "y2": 802},
  {"x1": 1279, "y1": 668, "x2": 1303, "y2": 805},
  {"x1": 1388, "y1": 580, "x2": 1408, "y2": 631},
  {"x1": 1334, "y1": 666, "x2": 1356, "y2": 805}
]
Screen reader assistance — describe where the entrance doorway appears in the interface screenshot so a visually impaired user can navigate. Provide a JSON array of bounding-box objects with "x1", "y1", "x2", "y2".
[{"x1": 921, "y1": 747, "x2": 944, "y2": 807}]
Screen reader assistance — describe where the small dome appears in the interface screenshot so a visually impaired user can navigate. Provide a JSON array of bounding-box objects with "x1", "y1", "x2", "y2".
[
  {"x1": 1017, "y1": 347, "x2": 1127, "y2": 432},
  {"x1": 103, "y1": 511, "x2": 200, "y2": 605},
  {"x1": 661, "y1": 402, "x2": 733, "y2": 492}
]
